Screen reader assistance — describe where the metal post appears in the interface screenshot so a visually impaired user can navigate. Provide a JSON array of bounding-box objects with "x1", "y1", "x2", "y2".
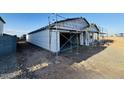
[
  {"x1": 102, "y1": 27, "x2": 104, "y2": 39},
  {"x1": 48, "y1": 16, "x2": 51, "y2": 51},
  {"x1": 55, "y1": 13, "x2": 60, "y2": 64},
  {"x1": 97, "y1": 32, "x2": 99, "y2": 40},
  {"x1": 76, "y1": 31, "x2": 79, "y2": 55},
  {"x1": 70, "y1": 33, "x2": 73, "y2": 52}
]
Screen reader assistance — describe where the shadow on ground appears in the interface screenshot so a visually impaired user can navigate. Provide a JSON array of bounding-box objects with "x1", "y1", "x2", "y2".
[{"x1": 0, "y1": 53, "x2": 18, "y2": 75}]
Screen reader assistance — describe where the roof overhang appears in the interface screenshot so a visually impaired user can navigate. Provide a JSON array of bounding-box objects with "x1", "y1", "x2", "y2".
[
  {"x1": 0, "y1": 17, "x2": 6, "y2": 24},
  {"x1": 28, "y1": 17, "x2": 90, "y2": 35}
]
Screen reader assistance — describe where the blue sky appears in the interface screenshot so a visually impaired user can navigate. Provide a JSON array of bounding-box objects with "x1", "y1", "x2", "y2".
[{"x1": 0, "y1": 13, "x2": 123, "y2": 37}]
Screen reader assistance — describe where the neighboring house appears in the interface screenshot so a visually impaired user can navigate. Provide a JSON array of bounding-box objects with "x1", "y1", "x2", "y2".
[
  {"x1": 27, "y1": 17, "x2": 100, "y2": 53},
  {"x1": 0, "y1": 17, "x2": 16, "y2": 56},
  {"x1": 0, "y1": 17, "x2": 6, "y2": 35}
]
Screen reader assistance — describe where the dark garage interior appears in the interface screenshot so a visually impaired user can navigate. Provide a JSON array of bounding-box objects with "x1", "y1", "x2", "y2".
[{"x1": 60, "y1": 32, "x2": 80, "y2": 52}]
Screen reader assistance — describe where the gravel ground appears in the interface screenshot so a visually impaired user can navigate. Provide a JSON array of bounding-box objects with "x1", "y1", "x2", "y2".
[
  {"x1": 33, "y1": 37, "x2": 124, "y2": 79},
  {"x1": 1, "y1": 37, "x2": 124, "y2": 79},
  {"x1": 15, "y1": 40, "x2": 107, "y2": 79}
]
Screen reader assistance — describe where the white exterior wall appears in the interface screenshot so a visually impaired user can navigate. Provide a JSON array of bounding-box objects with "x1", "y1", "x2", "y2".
[
  {"x1": 0, "y1": 21, "x2": 4, "y2": 35},
  {"x1": 50, "y1": 30, "x2": 60, "y2": 52},
  {"x1": 27, "y1": 29, "x2": 60, "y2": 53},
  {"x1": 27, "y1": 29, "x2": 49, "y2": 51},
  {"x1": 85, "y1": 31, "x2": 90, "y2": 46},
  {"x1": 80, "y1": 31, "x2": 90, "y2": 46},
  {"x1": 94, "y1": 33, "x2": 98, "y2": 40},
  {"x1": 80, "y1": 33, "x2": 84, "y2": 45}
]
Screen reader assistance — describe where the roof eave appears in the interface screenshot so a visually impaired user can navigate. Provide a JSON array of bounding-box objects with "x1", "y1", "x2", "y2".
[{"x1": 0, "y1": 17, "x2": 6, "y2": 24}]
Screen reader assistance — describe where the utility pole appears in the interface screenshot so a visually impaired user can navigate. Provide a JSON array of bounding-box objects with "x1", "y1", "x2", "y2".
[{"x1": 55, "y1": 13, "x2": 59, "y2": 64}]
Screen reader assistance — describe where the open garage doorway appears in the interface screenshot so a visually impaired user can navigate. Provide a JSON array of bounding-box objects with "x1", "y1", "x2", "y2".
[{"x1": 60, "y1": 32, "x2": 80, "y2": 52}]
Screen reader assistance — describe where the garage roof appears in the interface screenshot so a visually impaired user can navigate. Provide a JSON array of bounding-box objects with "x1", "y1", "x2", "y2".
[
  {"x1": 83, "y1": 23, "x2": 100, "y2": 33},
  {"x1": 28, "y1": 17, "x2": 90, "y2": 35}
]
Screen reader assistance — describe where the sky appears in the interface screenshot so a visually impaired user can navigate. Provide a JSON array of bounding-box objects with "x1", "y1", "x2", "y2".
[{"x1": 0, "y1": 13, "x2": 124, "y2": 37}]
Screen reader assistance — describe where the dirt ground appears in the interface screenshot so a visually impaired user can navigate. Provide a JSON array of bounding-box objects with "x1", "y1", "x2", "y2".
[{"x1": 0, "y1": 37, "x2": 124, "y2": 79}]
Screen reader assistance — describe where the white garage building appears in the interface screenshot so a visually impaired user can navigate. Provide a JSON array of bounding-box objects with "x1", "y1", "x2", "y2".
[{"x1": 27, "y1": 17, "x2": 100, "y2": 53}]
